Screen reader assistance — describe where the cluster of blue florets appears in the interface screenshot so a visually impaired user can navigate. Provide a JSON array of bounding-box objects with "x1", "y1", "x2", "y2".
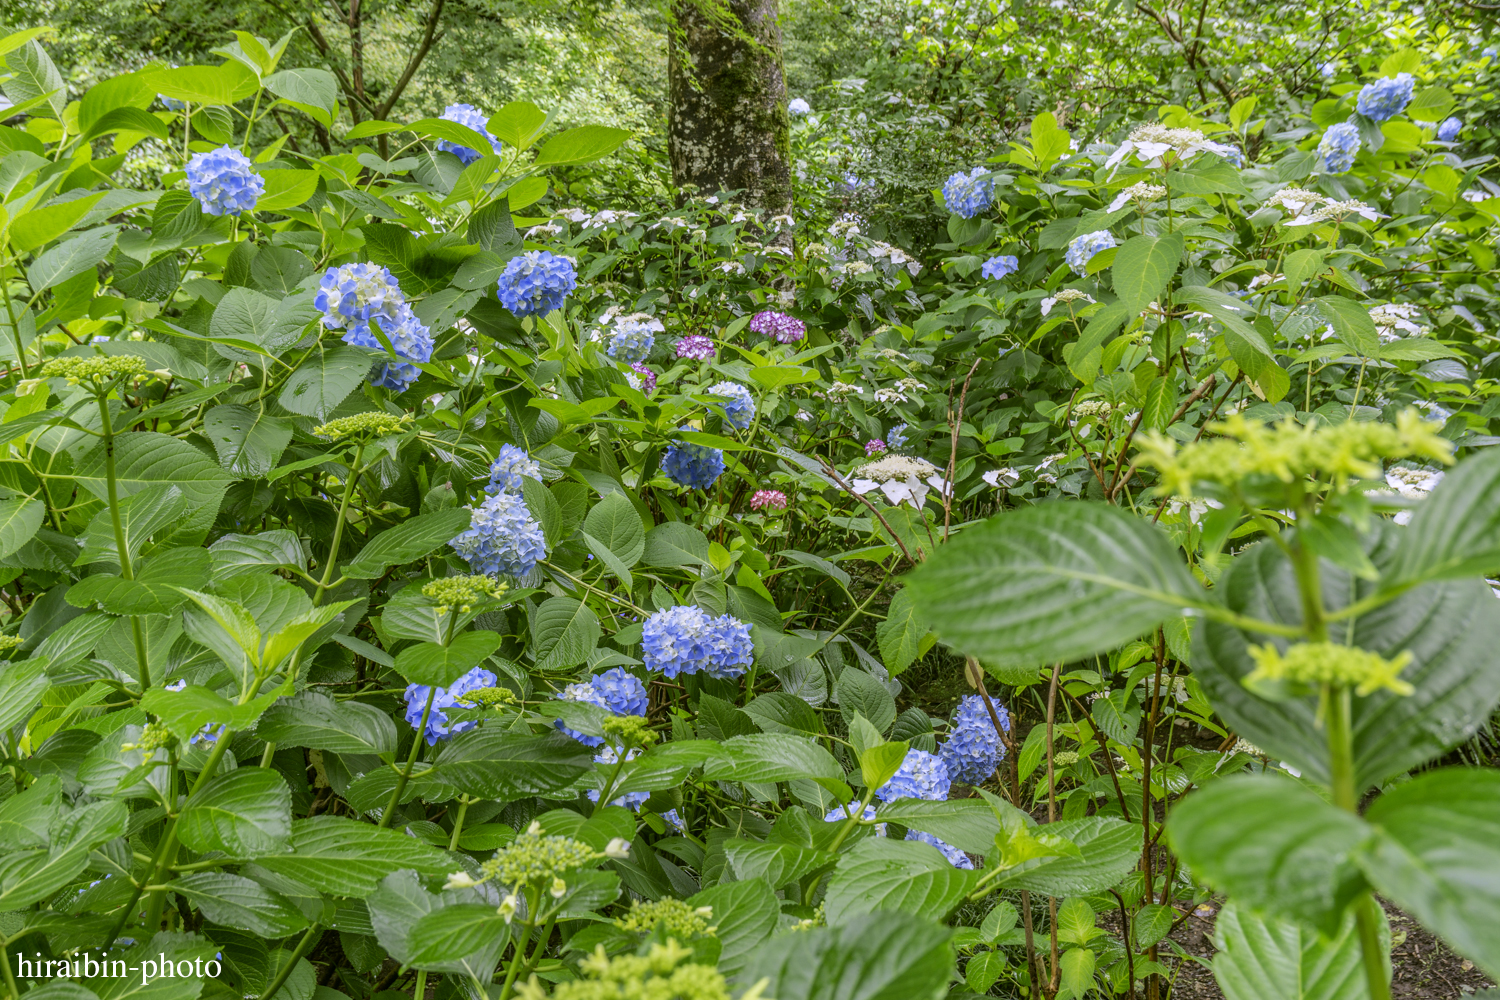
[
  {"x1": 1066, "y1": 230, "x2": 1117, "y2": 276},
  {"x1": 981, "y1": 255, "x2": 1019, "y2": 280},
  {"x1": 788, "y1": 98, "x2": 811, "y2": 116},
  {"x1": 605, "y1": 315, "x2": 659, "y2": 364},
  {"x1": 824, "y1": 802, "x2": 886, "y2": 836},
  {"x1": 939, "y1": 695, "x2": 1008, "y2": 785},
  {"x1": 640, "y1": 605, "x2": 753, "y2": 679},
  {"x1": 486, "y1": 444, "x2": 542, "y2": 495},
  {"x1": 1317, "y1": 122, "x2": 1362, "y2": 174},
  {"x1": 316, "y1": 262, "x2": 434, "y2": 391},
  {"x1": 497, "y1": 251, "x2": 578, "y2": 317},
  {"x1": 906, "y1": 829, "x2": 975, "y2": 869},
  {"x1": 404, "y1": 666, "x2": 497, "y2": 745},
  {"x1": 437, "y1": 103, "x2": 505, "y2": 164},
  {"x1": 875, "y1": 748, "x2": 952, "y2": 803},
  {"x1": 1437, "y1": 117, "x2": 1463, "y2": 142},
  {"x1": 449, "y1": 492, "x2": 548, "y2": 579},
  {"x1": 185, "y1": 146, "x2": 264, "y2": 216},
  {"x1": 1355, "y1": 73, "x2": 1415, "y2": 122},
  {"x1": 942, "y1": 167, "x2": 994, "y2": 219},
  {"x1": 661, "y1": 437, "x2": 725, "y2": 490},
  {"x1": 588, "y1": 746, "x2": 648, "y2": 809},
  {"x1": 556, "y1": 668, "x2": 650, "y2": 746},
  {"x1": 707, "y1": 381, "x2": 755, "y2": 430},
  {"x1": 886, "y1": 423, "x2": 909, "y2": 451}
]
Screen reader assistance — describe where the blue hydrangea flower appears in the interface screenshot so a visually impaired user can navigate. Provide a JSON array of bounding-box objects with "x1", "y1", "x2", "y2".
[
  {"x1": 942, "y1": 167, "x2": 994, "y2": 219},
  {"x1": 886, "y1": 423, "x2": 909, "y2": 450},
  {"x1": 436, "y1": 103, "x2": 505, "y2": 164},
  {"x1": 1355, "y1": 73, "x2": 1415, "y2": 122},
  {"x1": 486, "y1": 444, "x2": 542, "y2": 495},
  {"x1": 605, "y1": 314, "x2": 660, "y2": 364},
  {"x1": 316, "y1": 263, "x2": 406, "y2": 330},
  {"x1": 940, "y1": 695, "x2": 1008, "y2": 786},
  {"x1": 1066, "y1": 230, "x2": 1117, "y2": 276},
  {"x1": 1437, "y1": 117, "x2": 1462, "y2": 142},
  {"x1": 706, "y1": 381, "x2": 755, "y2": 430},
  {"x1": 981, "y1": 255, "x2": 1019, "y2": 280},
  {"x1": 340, "y1": 305, "x2": 434, "y2": 392},
  {"x1": 824, "y1": 802, "x2": 887, "y2": 836},
  {"x1": 788, "y1": 98, "x2": 811, "y2": 116},
  {"x1": 160, "y1": 95, "x2": 186, "y2": 111},
  {"x1": 1317, "y1": 122, "x2": 1362, "y2": 174},
  {"x1": 875, "y1": 748, "x2": 951, "y2": 803},
  {"x1": 661, "y1": 808, "x2": 684, "y2": 832},
  {"x1": 556, "y1": 667, "x2": 650, "y2": 746},
  {"x1": 185, "y1": 146, "x2": 264, "y2": 216},
  {"x1": 906, "y1": 829, "x2": 975, "y2": 869},
  {"x1": 404, "y1": 666, "x2": 497, "y2": 745},
  {"x1": 587, "y1": 745, "x2": 649, "y2": 809},
  {"x1": 1319, "y1": 61, "x2": 1337, "y2": 79},
  {"x1": 641, "y1": 605, "x2": 753, "y2": 679},
  {"x1": 449, "y1": 492, "x2": 549, "y2": 579},
  {"x1": 497, "y1": 251, "x2": 577, "y2": 318},
  {"x1": 661, "y1": 437, "x2": 725, "y2": 490}
]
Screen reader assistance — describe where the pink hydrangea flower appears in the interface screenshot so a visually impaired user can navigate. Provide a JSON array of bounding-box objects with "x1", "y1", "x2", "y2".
[
  {"x1": 749, "y1": 310, "x2": 806, "y2": 344},
  {"x1": 750, "y1": 489, "x2": 788, "y2": 511},
  {"x1": 865, "y1": 439, "x2": 887, "y2": 456}
]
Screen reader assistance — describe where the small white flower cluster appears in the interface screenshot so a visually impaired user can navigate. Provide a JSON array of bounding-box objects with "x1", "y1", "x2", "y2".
[
  {"x1": 1386, "y1": 465, "x2": 1444, "y2": 524},
  {"x1": 1040, "y1": 288, "x2": 1095, "y2": 317},
  {"x1": 1263, "y1": 186, "x2": 1325, "y2": 216},
  {"x1": 849, "y1": 455, "x2": 951, "y2": 509},
  {"x1": 560, "y1": 208, "x2": 641, "y2": 229},
  {"x1": 1369, "y1": 302, "x2": 1428, "y2": 342},
  {"x1": 982, "y1": 467, "x2": 1020, "y2": 488},
  {"x1": 1105, "y1": 124, "x2": 1239, "y2": 171},
  {"x1": 1107, "y1": 181, "x2": 1167, "y2": 212},
  {"x1": 1288, "y1": 199, "x2": 1384, "y2": 226},
  {"x1": 1071, "y1": 399, "x2": 1114, "y2": 421},
  {"x1": 873, "y1": 387, "x2": 907, "y2": 404},
  {"x1": 824, "y1": 381, "x2": 863, "y2": 400}
]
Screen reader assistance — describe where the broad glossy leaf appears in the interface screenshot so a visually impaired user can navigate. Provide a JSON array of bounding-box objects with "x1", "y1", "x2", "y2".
[
  {"x1": 204, "y1": 404, "x2": 292, "y2": 478},
  {"x1": 991, "y1": 816, "x2": 1141, "y2": 896},
  {"x1": 1111, "y1": 232, "x2": 1183, "y2": 312},
  {"x1": 178, "y1": 767, "x2": 293, "y2": 857},
  {"x1": 0, "y1": 659, "x2": 49, "y2": 732},
  {"x1": 703, "y1": 733, "x2": 845, "y2": 785},
  {"x1": 532, "y1": 125, "x2": 632, "y2": 166},
  {"x1": 875, "y1": 799, "x2": 1000, "y2": 855},
  {"x1": 405, "y1": 903, "x2": 508, "y2": 966},
  {"x1": 251, "y1": 816, "x2": 450, "y2": 895},
  {"x1": 529, "y1": 596, "x2": 600, "y2": 672},
  {"x1": 394, "y1": 631, "x2": 502, "y2": 686},
  {"x1": 72, "y1": 432, "x2": 235, "y2": 538},
  {"x1": 367, "y1": 870, "x2": 505, "y2": 979},
  {"x1": 875, "y1": 588, "x2": 927, "y2": 676},
  {"x1": 1385, "y1": 448, "x2": 1500, "y2": 584},
  {"x1": 726, "y1": 838, "x2": 833, "y2": 888},
  {"x1": 741, "y1": 911, "x2": 953, "y2": 1000},
  {"x1": 433, "y1": 729, "x2": 594, "y2": 800},
  {"x1": 1212, "y1": 900, "x2": 1386, "y2": 1000},
  {"x1": 688, "y1": 879, "x2": 779, "y2": 976},
  {"x1": 581, "y1": 491, "x2": 645, "y2": 564},
  {"x1": 837, "y1": 669, "x2": 896, "y2": 733},
  {"x1": 344, "y1": 508, "x2": 472, "y2": 579},
  {"x1": 256, "y1": 691, "x2": 397, "y2": 754},
  {"x1": 824, "y1": 838, "x2": 981, "y2": 925},
  {"x1": 173, "y1": 872, "x2": 308, "y2": 937},
  {"x1": 278, "y1": 344, "x2": 371, "y2": 420}
]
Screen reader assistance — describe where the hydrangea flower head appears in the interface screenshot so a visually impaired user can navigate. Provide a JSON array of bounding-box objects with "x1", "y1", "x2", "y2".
[
  {"x1": 1317, "y1": 122, "x2": 1362, "y2": 174},
  {"x1": 185, "y1": 146, "x2": 264, "y2": 216},
  {"x1": 865, "y1": 439, "x2": 887, "y2": 456},
  {"x1": 486, "y1": 444, "x2": 542, "y2": 495},
  {"x1": 556, "y1": 668, "x2": 649, "y2": 745},
  {"x1": 824, "y1": 802, "x2": 886, "y2": 836},
  {"x1": 749, "y1": 310, "x2": 806, "y2": 344},
  {"x1": 706, "y1": 381, "x2": 755, "y2": 430},
  {"x1": 1066, "y1": 230, "x2": 1117, "y2": 276},
  {"x1": 676, "y1": 335, "x2": 716, "y2": 360},
  {"x1": 750, "y1": 489, "x2": 787, "y2": 511},
  {"x1": 981, "y1": 255, "x2": 1019, "y2": 280},
  {"x1": 450, "y1": 492, "x2": 549, "y2": 579},
  {"x1": 876, "y1": 748, "x2": 951, "y2": 803},
  {"x1": 640, "y1": 605, "x2": 752, "y2": 679},
  {"x1": 906, "y1": 829, "x2": 975, "y2": 869},
  {"x1": 1355, "y1": 74, "x2": 1415, "y2": 122},
  {"x1": 629, "y1": 363, "x2": 657, "y2": 394},
  {"x1": 1437, "y1": 117, "x2": 1462, "y2": 142},
  {"x1": 497, "y1": 251, "x2": 577, "y2": 317},
  {"x1": 339, "y1": 305, "x2": 433, "y2": 392},
  {"x1": 605, "y1": 314, "x2": 662, "y2": 364},
  {"x1": 886, "y1": 423, "x2": 909, "y2": 450},
  {"x1": 587, "y1": 746, "x2": 649, "y2": 809},
  {"x1": 316, "y1": 263, "x2": 406, "y2": 330},
  {"x1": 942, "y1": 167, "x2": 994, "y2": 219},
  {"x1": 940, "y1": 694, "x2": 1008, "y2": 785},
  {"x1": 405, "y1": 666, "x2": 497, "y2": 745},
  {"x1": 788, "y1": 98, "x2": 811, "y2": 116},
  {"x1": 436, "y1": 103, "x2": 505, "y2": 164},
  {"x1": 661, "y1": 437, "x2": 725, "y2": 490}
]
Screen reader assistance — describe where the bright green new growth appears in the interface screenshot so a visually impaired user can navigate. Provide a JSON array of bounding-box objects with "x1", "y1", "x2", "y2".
[
  {"x1": 480, "y1": 824, "x2": 602, "y2": 885},
  {"x1": 422, "y1": 574, "x2": 509, "y2": 614},
  {"x1": 602, "y1": 714, "x2": 657, "y2": 747},
  {"x1": 1135, "y1": 409, "x2": 1453, "y2": 495},
  {"x1": 1247, "y1": 641, "x2": 1415, "y2": 697},
  {"x1": 312, "y1": 411, "x2": 412, "y2": 441},
  {"x1": 1053, "y1": 751, "x2": 1080, "y2": 765},
  {"x1": 120, "y1": 721, "x2": 173, "y2": 752},
  {"x1": 0, "y1": 634, "x2": 22, "y2": 652},
  {"x1": 614, "y1": 898, "x2": 716, "y2": 937},
  {"x1": 40, "y1": 354, "x2": 149, "y2": 384},
  {"x1": 516, "y1": 940, "x2": 760, "y2": 1000},
  {"x1": 455, "y1": 686, "x2": 515, "y2": 708}
]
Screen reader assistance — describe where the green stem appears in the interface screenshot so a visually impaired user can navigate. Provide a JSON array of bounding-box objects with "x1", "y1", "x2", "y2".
[
  {"x1": 412, "y1": 970, "x2": 427, "y2": 1000},
  {"x1": 98, "y1": 390, "x2": 151, "y2": 689},
  {"x1": 496, "y1": 889, "x2": 539, "y2": 1000},
  {"x1": 315, "y1": 445, "x2": 365, "y2": 605},
  {"x1": 380, "y1": 686, "x2": 436, "y2": 828},
  {"x1": 515, "y1": 913, "x2": 556, "y2": 988},
  {"x1": 260, "y1": 923, "x2": 323, "y2": 1000},
  {"x1": 448, "y1": 796, "x2": 470, "y2": 851},
  {"x1": 1, "y1": 936, "x2": 17, "y2": 1000},
  {"x1": 1, "y1": 280, "x2": 28, "y2": 380}
]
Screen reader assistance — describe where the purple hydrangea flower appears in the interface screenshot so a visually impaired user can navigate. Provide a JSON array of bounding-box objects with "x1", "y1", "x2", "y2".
[
  {"x1": 749, "y1": 310, "x2": 805, "y2": 344},
  {"x1": 629, "y1": 363, "x2": 657, "y2": 394},
  {"x1": 865, "y1": 439, "x2": 886, "y2": 456},
  {"x1": 185, "y1": 146, "x2": 264, "y2": 216},
  {"x1": 497, "y1": 251, "x2": 577, "y2": 317},
  {"x1": 404, "y1": 666, "x2": 497, "y2": 745},
  {"x1": 449, "y1": 492, "x2": 549, "y2": 578},
  {"x1": 676, "y1": 335, "x2": 716, "y2": 360},
  {"x1": 436, "y1": 103, "x2": 505, "y2": 164}
]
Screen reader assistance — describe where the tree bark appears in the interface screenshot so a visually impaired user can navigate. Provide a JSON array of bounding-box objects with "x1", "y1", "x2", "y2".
[{"x1": 667, "y1": 0, "x2": 792, "y2": 216}]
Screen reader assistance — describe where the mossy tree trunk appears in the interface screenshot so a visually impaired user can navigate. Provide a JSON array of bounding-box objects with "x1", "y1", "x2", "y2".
[{"x1": 667, "y1": 0, "x2": 792, "y2": 216}]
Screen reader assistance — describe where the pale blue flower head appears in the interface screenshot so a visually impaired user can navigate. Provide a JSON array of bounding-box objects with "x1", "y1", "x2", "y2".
[
  {"x1": 1319, "y1": 61, "x2": 1337, "y2": 79},
  {"x1": 449, "y1": 491, "x2": 549, "y2": 579},
  {"x1": 940, "y1": 694, "x2": 1008, "y2": 785},
  {"x1": 1356, "y1": 74, "x2": 1415, "y2": 122},
  {"x1": 906, "y1": 829, "x2": 975, "y2": 869},
  {"x1": 606, "y1": 314, "x2": 661, "y2": 364},
  {"x1": 875, "y1": 748, "x2": 951, "y2": 803},
  {"x1": 588, "y1": 746, "x2": 648, "y2": 809},
  {"x1": 788, "y1": 98, "x2": 811, "y2": 116},
  {"x1": 1066, "y1": 230, "x2": 1117, "y2": 276},
  {"x1": 641, "y1": 605, "x2": 752, "y2": 679},
  {"x1": 556, "y1": 666, "x2": 650, "y2": 746},
  {"x1": 497, "y1": 250, "x2": 577, "y2": 317},
  {"x1": 886, "y1": 422, "x2": 909, "y2": 450},
  {"x1": 706, "y1": 381, "x2": 755, "y2": 430},
  {"x1": 486, "y1": 444, "x2": 542, "y2": 495},
  {"x1": 186, "y1": 146, "x2": 264, "y2": 216},
  {"x1": 1437, "y1": 117, "x2": 1462, "y2": 142},
  {"x1": 824, "y1": 802, "x2": 886, "y2": 836},
  {"x1": 942, "y1": 167, "x2": 995, "y2": 219},
  {"x1": 316, "y1": 263, "x2": 406, "y2": 330},
  {"x1": 661, "y1": 436, "x2": 725, "y2": 490},
  {"x1": 339, "y1": 303, "x2": 433, "y2": 391},
  {"x1": 405, "y1": 666, "x2": 497, "y2": 745},
  {"x1": 981, "y1": 255, "x2": 1019, "y2": 280},
  {"x1": 1317, "y1": 122, "x2": 1361, "y2": 174},
  {"x1": 437, "y1": 103, "x2": 505, "y2": 164}
]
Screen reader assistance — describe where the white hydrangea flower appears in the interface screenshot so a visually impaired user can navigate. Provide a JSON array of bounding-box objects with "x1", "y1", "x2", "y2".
[
  {"x1": 1105, "y1": 124, "x2": 1239, "y2": 172},
  {"x1": 1288, "y1": 199, "x2": 1384, "y2": 226},
  {"x1": 874, "y1": 387, "x2": 908, "y2": 404},
  {"x1": 1264, "y1": 186, "x2": 1326, "y2": 216},
  {"x1": 1369, "y1": 303, "x2": 1427, "y2": 341},
  {"x1": 849, "y1": 455, "x2": 950, "y2": 508},
  {"x1": 1108, "y1": 181, "x2": 1167, "y2": 212},
  {"x1": 982, "y1": 467, "x2": 1020, "y2": 488},
  {"x1": 1040, "y1": 288, "x2": 1095, "y2": 317},
  {"x1": 825, "y1": 382, "x2": 863, "y2": 400}
]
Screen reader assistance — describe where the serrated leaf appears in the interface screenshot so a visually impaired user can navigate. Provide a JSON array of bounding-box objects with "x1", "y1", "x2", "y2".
[
  {"x1": 178, "y1": 767, "x2": 293, "y2": 857},
  {"x1": 344, "y1": 508, "x2": 473, "y2": 579}
]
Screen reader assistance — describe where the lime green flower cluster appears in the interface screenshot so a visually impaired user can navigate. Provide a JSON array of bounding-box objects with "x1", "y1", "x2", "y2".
[
  {"x1": 1247, "y1": 642, "x2": 1415, "y2": 697},
  {"x1": 602, "y1": 714, "x2": 658, "y2": 748},
  {"x1": 517, "y1": 940, "x2": 767, "y2": 1000},
  {"x1": 41, "y1": 355, "x2": 149, "y2": 384},
  {"x1": 312, "y1": 411, "x2": 412, "y2": 441},
  {"x1": 422, "y1": 574, "x2": 509, "y2": 614},
  {"x1": 0, "y1": 634, "x2": 22, "y2": 653},
  {"x1": 480, "y1": 823, "x2": 605, "y2": 886},
  {"x1": 1135, "y1": 410, "x2": 1452, "y2": 495},
  {"x1": 120, "y1": 721, "x2": 174, "y2": 753},
  {"x1": 455, "y1": 686, "x2": 515, "y2": 708},
  {"x1": 1052, "y1": 751, "x2": 1080, "y2": 766},
  {"x1": 614, "y1": 898, "x2": 717, "y2": 938}
]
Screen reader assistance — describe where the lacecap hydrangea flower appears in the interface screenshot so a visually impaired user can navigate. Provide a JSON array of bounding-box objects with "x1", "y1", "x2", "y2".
[
  {"x1": 788, "y1": 97, "x2": 811, "y2": 115},
  {"x1": 940, "y1": 694, "x2": 1009, "y2": 785},
  {"x1": 450, "y1": 492, "x2": 549, "y2": 578},
  {"x1": 640, "y1": 605, "x2": 753, "y2": 679},
  {"x1": 706, "y1": 381, "x2": 755, "y2": 430},
  {"x1": 436, "y1": 103, "x2": 505, "y2": 164},
  {"x1": 875, "y1": 748, "x2": 951, "y2": 803},
  {"x1": 486, "y1": 444, "x2": 541, "y2": 495},
  {"x1": 185, "y1": 146, "x2": 264, "y2": 216},
  {"x1": 497, "y1": 251, "x2": 577, "y2": 317},
  {"x1": 1317, "y1": 122, "x2": 1362, "y2": 174},
  {"x1": 942, "y1": 167, "x2": 994, "y2": 219},
  {"x1": 556, "y1": 668, "x2": 649, "y2": 746},
  {"x1": 605, "y1": 314, "x2": 661, "y2": 364},
  {"x1": 1066, "y1": 230, "x2": 1117, "y2": 276},
  {"x1": 886, "y1": 423, "x2": 909, "y2": 450},
  {"x1": 981, "y1": 255, "x2": 1019, "y2": 280},
  {"x1": 906, "y1": 829, "x2": 974, "y2": 869},
  {"x1": 588, "y1": 746, "x2": 649, "y2": 809},
  {"x1": 1437, "y1": 117, "x2": 1462, "y2": 142},
  {"x1": 749, "y1": 310, "x2": 806, "y2": 344},
  {"x1": 676, "y1": 335, "x2": 716, "y2": 360},
  {"x1": 1355, "y1": 73, "x2": 1415, "y2": 122},
  {"x1": 405, "y1": 666, "x2": 497, "y2": 745},
  {"x1": 661, "y1": 437, "x2": 725, "y2": 490}
]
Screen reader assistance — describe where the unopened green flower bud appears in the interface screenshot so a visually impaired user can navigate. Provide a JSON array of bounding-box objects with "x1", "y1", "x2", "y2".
[
  {"x1": 422, "y1": 574, "x2": 508, "y2": 615},
  {"x1": 313, "y1": 411, "x2": 412, "y2": 442},
  {"x1": 41, "y1": 355, "x2": 150, "y2": 386},
  {"x1": 1247, "y1": 641, "x2": 1414, "y2": 697}
]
